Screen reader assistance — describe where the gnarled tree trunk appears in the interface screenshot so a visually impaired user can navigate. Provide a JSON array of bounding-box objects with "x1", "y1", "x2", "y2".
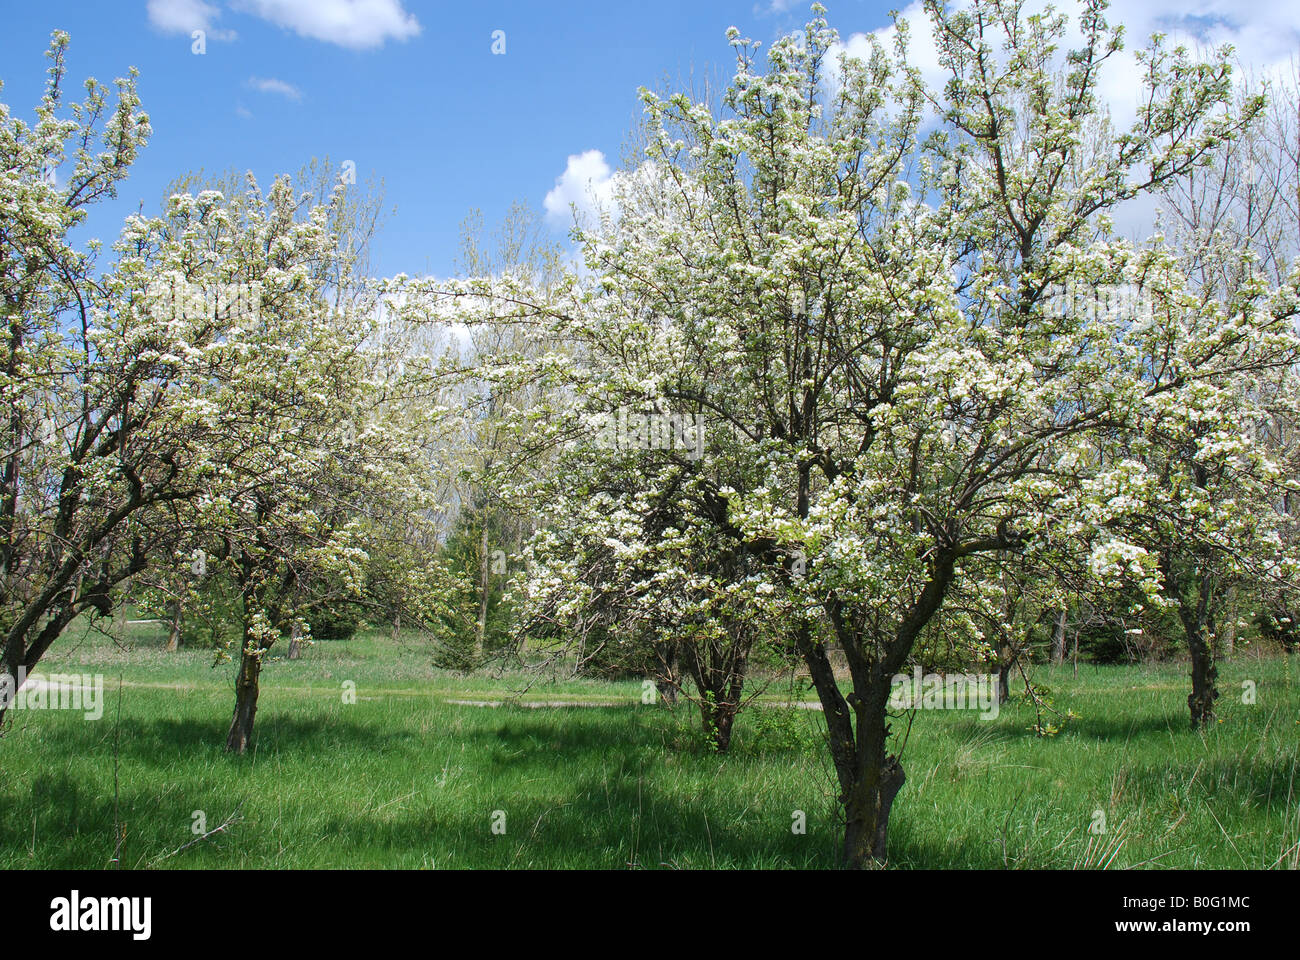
[
  {"x1": 226, "y1": 630, "x2": 266, "y2": 753},
  {"x1": 165, "y1": 599, "x2": 183, "y2": 653},
  {"x1": 996, "y1": 641, "x2": 1012, "y2": 704},
  {"x1": 699, "y1": 696, "x2": 738, "y2": 752},
  {"x1": 800, "y1": 634, "x2": 906, "y2": 868},
  {"x1": 1164, "y1": 552, "x2": 1219, "y2": 729},
  {"x1": 841, "y1": 740, "x2": 905, "y2": 866},
  {"x1": 798, "y1": 548, "x2": 960, "y2": 868},
  {"x1": 1186, "y1": 605, "x2": 1219, "y2": 729},
  {"x1": 653, "y1": 639, "x2": 680, "y2": 705},
  {"x1": 681, "y1": 625, "x2": 749, "y2": 753},
  {"x1": 1051, "y1": 609, "x2": 1067, "y2": 665}
]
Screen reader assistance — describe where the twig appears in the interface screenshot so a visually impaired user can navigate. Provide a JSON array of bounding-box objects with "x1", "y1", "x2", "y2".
[{"x1": 147, "y1": 804, "x2": 244, "y2": 866}]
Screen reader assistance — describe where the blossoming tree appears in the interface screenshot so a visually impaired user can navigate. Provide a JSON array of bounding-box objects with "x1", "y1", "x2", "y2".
[
  {"x1": 446, "y1": 0, "x2": 1293, "y2": 866},
  {"x1": 113, "y1": 176, "x2": 450, "y2": 752},
  {"x1": 0, "y1": 32, "x2": 165, "y2": 722}
]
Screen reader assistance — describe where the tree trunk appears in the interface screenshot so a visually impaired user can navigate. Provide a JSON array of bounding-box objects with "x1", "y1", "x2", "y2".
[
  {"x1": 0, "y1": 649, "x2": 18, "y2": 731},
  {"x1": 1, "y1": 605, "x2": 81, "y2": 730},
  {"x1": 1168, "y1": 558, "x2": 1219, "y2": 730},
  {"x1": 840, "y1": 694, "x2": 905, "y2": 868},
  {"x1": 796, "y1": 628, "x2": 905, "y2": 868},
  {"x1": 656, "y1": 675, "x2": 679, "y2": 705},
  {"x1": 654, "y1": 640, "x2": 680, "y2": 705},
  {"x1": 699, "y1": 696, "x2": 737, "y2": 752},
  {"x1": 226, "y1": 635, "x2": 264, "y2": 753},
  {"x1": 286, "y1": 620, "x2": 302, "y2": 660},
  {"x1": 1187, "y1": 623, "x2": 1219, "y2": 729},
  {"x1": 1222, "y1": 586, "x2": 1237, "y2": 659},
  {"x1": 1051, "y1": 609, "x2": 1067, "y2": 665},
  {"x1": 474, "y1": 523, "x2": 490, "y2": 661},
  {"x1": 996, "y1": 644, "x2": 1012, "y2": 704},
  {"x1": 842, "y1": 759, "x2": 906, "y2": 867},
  {"x1": 682, "y1": 635, "x2": 746, "y2": 752},
  {"x1": 164, "y1": 599, "x2": 182, "y2": 653}
]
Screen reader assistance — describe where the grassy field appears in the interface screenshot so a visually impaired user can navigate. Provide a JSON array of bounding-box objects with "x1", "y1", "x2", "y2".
[{"x1": 2, "y1": 618, "x2": 1298, "y2": 869}]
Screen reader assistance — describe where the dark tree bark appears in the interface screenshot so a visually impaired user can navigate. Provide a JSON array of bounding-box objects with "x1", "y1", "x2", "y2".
[
  {"x1": 1, "y1": 543, "x2": 147, "y2": 729},
  {"x1": 474, "y1": 522, "x2": 491, "y2": 662},
  {"x1": 996, "y1": 639, "x2": 1013, "y2": 704},
  {"x1": 1051, "y1": 609, "x2": 1068, "y2": 665},
  {"x1": 682, "y1": 630, "x2": 748, "y2": 752},
  {"x1": 795, "y1": 545, "x2": 967, "y2": 868},
  {"x1": 1187, "y1": 629, "x2": 1219, "y2": 729},
  {"x1": 656, "y1": 676, "x2": 679, "y2": 705},
  {"x1": 653, "y1": 639, "x2": 680, "y2": 705},
  {"x1": 225, "y1": 550, "x2": 291, "y2": 752},
  {"x1": 1162, "y1": 550, "x2": 1219, "y2": 729},
  {"x1": 841, "y1": 702, "x2": 906, "y2": 867},
  {"x1": 798, "y1": 632, "x2": 906, "y2": 867},
  {"x1": 165, "y1": 598, "x2": 183, "y2": 653},
  {"x1": 1183, "y1": 575, "x2": 1219, "y2": 729},
  {"x1": 226, "y1": 632, "x2": 264, "y2": 753},
  {"x1": 698, "y1": 697, "x2": 738, "y2": 752}
]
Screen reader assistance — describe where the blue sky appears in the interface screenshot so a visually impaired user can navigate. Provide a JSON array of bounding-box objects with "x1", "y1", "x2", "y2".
[
  {"x1": 1, "y1": 1, "x2": 1295, "y2": 279},
  {"x1": 0, "y1": 1, "x2": 887, "y2": 278}
]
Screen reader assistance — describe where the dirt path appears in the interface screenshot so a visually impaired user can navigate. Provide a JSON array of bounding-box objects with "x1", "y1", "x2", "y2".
[{"x1": 444, "y1": 697, "x2": 824, "y2": 710}]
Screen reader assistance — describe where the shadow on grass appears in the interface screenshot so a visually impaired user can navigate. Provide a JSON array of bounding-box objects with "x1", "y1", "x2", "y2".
[
  {"x1": 28, "y1": 710, "x2": 444, "y2": 764},
  {"x1": 14, "y1": 700, "x2": 1177, "y2": 869},
  {"x1": 1, "y1": 710, "x2": 843, "y2": 869}
]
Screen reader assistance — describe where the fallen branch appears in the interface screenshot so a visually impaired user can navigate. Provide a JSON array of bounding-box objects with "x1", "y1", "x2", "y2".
[{"x1": 146, "y1": 804, "x2": 244, "y2": 867}]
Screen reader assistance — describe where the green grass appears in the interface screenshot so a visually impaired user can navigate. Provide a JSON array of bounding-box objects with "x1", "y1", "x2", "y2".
[{"x1": 3, "y1": 619, "x2": 1299, "y2": 868}]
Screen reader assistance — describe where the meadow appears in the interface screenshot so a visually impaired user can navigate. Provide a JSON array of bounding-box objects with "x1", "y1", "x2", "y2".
[{"x1": 2, "y1": 620, "x2": 1297, "y2": 870}]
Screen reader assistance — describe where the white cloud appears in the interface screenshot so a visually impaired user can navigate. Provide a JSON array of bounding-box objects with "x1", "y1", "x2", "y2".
[
  {"x1": 146, "y1": 0, "x2": 237, "y2": 40},
  {"x1": 248, "y1": 75, "x2": 302, "y2": 100},
  {"x1": 544, "y1": 150, "x2": 619, "y2": 229},
  {"x1": 231, "y1": 0, "x2": 420, "y2": 50}
]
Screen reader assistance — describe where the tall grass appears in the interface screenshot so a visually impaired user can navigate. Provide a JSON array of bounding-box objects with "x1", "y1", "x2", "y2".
[{"x1": 2, "y1": 622, "x2": 1297, "y2": 868}]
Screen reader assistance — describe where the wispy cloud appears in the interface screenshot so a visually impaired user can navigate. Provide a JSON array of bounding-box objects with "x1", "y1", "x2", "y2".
[
  {"x1": 146, "y1": 0, "x2": 237, "y2": 41},
  {"x1": 231, "y1": 0, "x2": 420, "y2": 50},
  {"x1": 247, "y1": 75, "x2": 302, "y2": 100}
]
